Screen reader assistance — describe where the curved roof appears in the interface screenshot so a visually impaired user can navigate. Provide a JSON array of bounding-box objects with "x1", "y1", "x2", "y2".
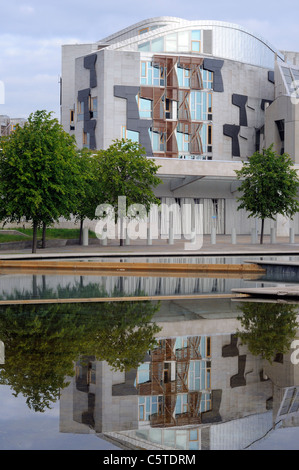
[{"x1": 98, "y1": 17, "x2": 284, "y2": 68}]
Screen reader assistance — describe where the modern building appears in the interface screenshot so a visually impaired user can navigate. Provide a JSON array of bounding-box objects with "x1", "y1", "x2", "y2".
[
  {"x1": 59, "y1": 299, "x2": 275, "y2": 451},
  {"x1": 60, "y1": 17, "x2": 299, "y2": 237},
  {"x1": 0, "y1": 115, "x2": 26, "y2": 137}
]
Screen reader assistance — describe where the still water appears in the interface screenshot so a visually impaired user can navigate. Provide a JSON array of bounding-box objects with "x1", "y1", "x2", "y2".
[{"x1": 1, "y1": 266, "x2": 299, "y2": 450}]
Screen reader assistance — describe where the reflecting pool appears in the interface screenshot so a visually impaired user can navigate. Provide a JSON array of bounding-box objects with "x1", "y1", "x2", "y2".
[{"x1": 1, "y1": 292, "x2": 299, "y2": 450}]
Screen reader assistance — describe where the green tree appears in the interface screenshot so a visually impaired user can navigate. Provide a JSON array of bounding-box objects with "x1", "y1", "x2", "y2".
[
  {"x1": 0, "y1": 300, "x2": 161, "y2": 412},
  {"x1": 95, "y1": 139, "x2": 162, "y2": 245},
  {"x1": 235, "y1": 145, "x2": 299, "y2": 244},
  {"x1": 72, "y1": 148, "x2": 103, "y2": 245},
  {"x1": 0, "y1": 110, "x2": 84, "y2": 253},
  {"x1": 237, "y1": 302, "x2": 299, "y2": 363}
]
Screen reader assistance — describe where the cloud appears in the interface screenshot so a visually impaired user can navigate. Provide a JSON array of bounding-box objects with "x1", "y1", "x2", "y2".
[
  {"x1": 19, "y1": 5, "x2": 35, "y2": 15},
  {"x1": 0, "y1": 34, "x2": 64, "y2": 118}
]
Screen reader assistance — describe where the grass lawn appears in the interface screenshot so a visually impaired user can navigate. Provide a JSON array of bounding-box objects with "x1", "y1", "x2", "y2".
[{"x1": 0, "y1": 227, "x2": 97, "y2": 243}]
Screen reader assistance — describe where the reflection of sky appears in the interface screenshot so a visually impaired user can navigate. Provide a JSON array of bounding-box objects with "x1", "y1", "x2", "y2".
[
  {"x1": 249, "y1": 427, "x2": 299, "y2": 450},
  {"x1": 0, "y1": 386, "x2": 119, "y2": 450}
]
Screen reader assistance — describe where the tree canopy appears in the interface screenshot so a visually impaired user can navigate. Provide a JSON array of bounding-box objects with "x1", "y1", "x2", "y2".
[
  {"x1": 0, "y1": 110, "x2": 84, "y2": 252},
  {"x1": 95, "y1": 139, "x2": 162, "y2": 245},
  {"x1": 235, "y1": 145, "x2": 299, "y2": 243},
  {"x1": 237, "y1": 302, "x2": 299, "y2": 363},
  {"x1": 0, "y1": 300, "x2": 161, "y2": 412}
]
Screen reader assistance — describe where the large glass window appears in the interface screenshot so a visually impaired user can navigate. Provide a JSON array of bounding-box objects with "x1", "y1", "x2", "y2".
[
  {"x1": 122, "y1": 126, "x2": 139, "y2": 142},
  {"x1": 153, "y1": 65, "x2": 166, "y2": 87},
  {"x1": 175, "y1": 394, "x2": 188, "y2": 415},
  {"x1": 138, "y1": 41, "x2": 150, "y2": 52},
  {"x1": 150, "y1": 129, "x2": 166, "y2": 152},
  {"x1": 202, "y1": 70, "x2": 213, "y2": 89},
  {"x1": 177, "y1": 131, "x2": 190, "y2": 152},
  {"x1": 190, "y1": 91, "x2": 213, "y2": 121},
  {"x1": 151, "y1": 37, "x2": 164, "y2": 52},
  {"x1": 139, "y1": 396, "x2": 161, "y2": 421},
  {"x1": 137, "y1": 363, "x2": 150, "y2": 384},
  {"x1": 138, "y1": 29, "x2": 203, "y2": 53},
  {"x1": 140, "y1": 61, "x2": 165, "y2": 86},
  {"x1": 177, "y1": 66, "x2": 190, "y2": 88},
  {"x1": 138, "y1": 97, "x2": 152, "y2": 118}
]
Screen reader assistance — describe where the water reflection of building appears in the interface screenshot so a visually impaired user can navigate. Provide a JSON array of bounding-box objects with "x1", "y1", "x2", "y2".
[
  {"x1": 0, "y1": 271, "x2": 268, "y2": 301},
  {"x1": 263, "y1": 338, "x2": 299, "y2": 429},
  {"x1": 59, "y1": 312, "x2": 275, "y2": 450},
  {"x1": 136, "y1": 336, "x2": 211, "y2": 429}
]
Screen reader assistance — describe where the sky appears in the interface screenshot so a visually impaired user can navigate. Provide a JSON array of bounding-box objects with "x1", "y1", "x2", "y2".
[{"x1": 0, "y1": 0, "x2": 299, "y2": 121}]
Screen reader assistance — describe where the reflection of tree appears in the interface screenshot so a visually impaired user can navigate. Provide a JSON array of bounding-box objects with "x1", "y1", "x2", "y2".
[
  {"x1": 0, "y1": 275, "x2": 145, "y2": 300},
  {"x1": 0, "y1": 300, "x2": 161, "y2": 412},
  {"x1": 237, "y1": 302, "x2": 299, "y2": 362}
]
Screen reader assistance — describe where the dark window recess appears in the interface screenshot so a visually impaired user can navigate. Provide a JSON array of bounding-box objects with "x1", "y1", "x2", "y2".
[
  {"x1": 275, "y1": 119, "x2": 285, "y2": 154},
  {"x1": 255, "y1": 129, "x2": 260, "y2": 152},
  {"x1": 207, "y1": 145, "x2": 212, "y2": 153}
]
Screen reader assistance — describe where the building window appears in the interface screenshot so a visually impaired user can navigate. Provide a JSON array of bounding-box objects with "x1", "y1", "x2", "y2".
[
  {"x1": 200, "y1": 123, "x2": 213, "y2": 154},
  {"x1": 207, "y1": 92, "x2": 213, "y2": 119},
  {"x1": 139, "y1": 27, "x2": 149, "y2": 35},
  {"x1": 121, "y1": 126, "x2": 139, "y2": 142},
  {"x1": 89, "y1": 96, "x2": 97, "y2": 118},
  {"x1": 191, "y1": 30, "x2": 201, "y2": 52},
  {"x1": 207, "y1": 124, "x2": 212, "y2": 152},
  {"x1": 151, "y1": 37, "x2": 164, "y2": 52},
  {"x1": 175, "y1": 394, "x2": 189, "y2": 415},
  {"x1": 206, "y1": 336, "x2": 211, "y2": 357},
  {"x1": 190, "y1": 91, "x2": 213, "y2": 121},
  {"x1": 151, "y1": 129, "x2": 166, "y2": 152},
  {"x1": 83, "y1": 131, "x2": 90, "y2": 148},
  {"x1": 165, "y1": 98, "x2": 172, "y2": 119},
  {"x1": 141, "y1": 61, "x2": 166, "y2": 86},
  {"x1": 138, "y1": 396, "x2": 160, "y2": 421},
  {"x1": 202, "y1": 70, "x2": 213, "y2": 89},
  {"x1": 138, "y1": 29, "x2": 203, "y2": 53},
  {"x1": 77, "y1": 100, "x2": 84, "y2": 121},
  {"x1": 136, "y1": 363, "x2": 150, "y2": 384},
  {"x1": 138, "y1": 96, "x2": 152, "y2": 118},
  {"x1": 70, "y1": 109, "x2": 75, "y2": 131},
  {"x1": 189, "y1": 430, "x2": 199, "y2": 450},
  {"x1": 141, "y1": 61, "x2": 149, "y2": 84},
  {"x1": 153, "y1": 65, "x2": 166, "y2": 87},
  {"x1": 177, "y1": 131, "x2": 190, "y2": 152},
  {"x1": 177, "y1": 66, "x2": 190, "y2": 88}
]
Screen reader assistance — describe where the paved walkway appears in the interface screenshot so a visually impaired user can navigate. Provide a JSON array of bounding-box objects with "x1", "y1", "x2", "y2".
[{"x1": 0, "y1": 234, "x2": 299, "y2": 259}]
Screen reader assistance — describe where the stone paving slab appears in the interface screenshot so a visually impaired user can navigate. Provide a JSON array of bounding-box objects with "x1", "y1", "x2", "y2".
[{"x1": 0, "y1": 235, "x2": 299, "y2": 260}]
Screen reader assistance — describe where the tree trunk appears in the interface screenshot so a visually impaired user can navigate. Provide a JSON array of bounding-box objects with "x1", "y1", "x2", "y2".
[
  {"x1": 260, "y1": 219, "x2": 265, "y2": 244},
  {"x1": 32, "y1": 220, "x2": 38, "y2": 253},
  {"x1": 42, "y1": 222, "x2": 46, "y2": 248},
  {"x1": 79, "y1": 218, "x2": 84, "y2": 245}
]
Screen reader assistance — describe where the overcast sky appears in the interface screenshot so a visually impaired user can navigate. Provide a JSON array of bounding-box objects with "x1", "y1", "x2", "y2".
[{"x1": 1, "y1": 0, "x2": 299, "y2": 120}]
